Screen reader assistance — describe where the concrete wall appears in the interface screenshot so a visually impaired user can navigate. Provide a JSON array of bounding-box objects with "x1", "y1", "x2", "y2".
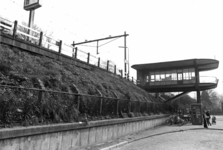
[{"x1": 0, "y1": 115, "x2": 168, "y2": 150}]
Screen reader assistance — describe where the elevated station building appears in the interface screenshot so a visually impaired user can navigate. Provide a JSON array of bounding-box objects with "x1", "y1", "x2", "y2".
[{"x1": 132, "y1": 59, "x2": 219, "y2": 103}]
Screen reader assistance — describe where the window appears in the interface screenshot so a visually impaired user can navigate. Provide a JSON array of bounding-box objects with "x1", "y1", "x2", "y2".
[
  {"x1": 165, "y1": 71, "x2": 171, "y2": 81},
  {"x1": 160, "y1": 72, "x2": 165, "y2": 81},
  {"x1": 171, "y1": 70, "x2": 177, "y2": 80},
  {"x1": 146, "y1": 76, "x2": 149, "y2": 82},
  {"x1": 155, "y1": 73, "x2": 160, "y2": 81},
  {"x1": 178, "y1": 73, "x2": 183, "y2": 80},
  {"x1": 150, "y1": 72, "x2": 155, "y2": 82}
]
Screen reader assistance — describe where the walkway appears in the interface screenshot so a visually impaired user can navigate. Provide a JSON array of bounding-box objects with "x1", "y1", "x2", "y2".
[{"x1": 87, "y1": 116, "x2": 223, "y2": 150}]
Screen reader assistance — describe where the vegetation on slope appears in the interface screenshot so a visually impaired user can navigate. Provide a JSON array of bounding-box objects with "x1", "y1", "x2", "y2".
[{"x1": 0, "y1": 44, "x2": 164, "y2": 127}]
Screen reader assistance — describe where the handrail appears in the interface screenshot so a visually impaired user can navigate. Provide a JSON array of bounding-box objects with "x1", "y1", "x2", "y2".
[
  {"x1": 0, "y1": 18, "x2": 13, "y2": 31},
  {"x1": 42, "y1": 40, "x2": 58, "y2": 47},
  {"x1": 17, "y1": 30, "x2": 39, "y2": 40},
  {"x1": 199, "y1": 76, "x2": 218, "y2": 84},
  {"x1": 0, "y1": 22, "x2": 13, "y2": 30},
  {"x1": 18, "y1": 23, "x2": 40, "y2": 34},
  {"x1": 137, "y1": 76, "x2": 218, "y2": 85}
]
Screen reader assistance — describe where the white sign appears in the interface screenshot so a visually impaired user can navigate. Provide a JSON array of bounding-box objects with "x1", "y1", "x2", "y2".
[{"x1": 24, "y1": 0, "x2": 42, "y2": 11}]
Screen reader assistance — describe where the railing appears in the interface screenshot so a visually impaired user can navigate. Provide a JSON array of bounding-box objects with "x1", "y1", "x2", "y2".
[
  {"x1": 137, "y1": 76, "x2": 218, "y2": 86},
  {"x1": 42, "y1": 35, "x2": 60, "y2": 51},
  {"x1": 0, "y1": 16, "x2": 138, "y2": 84},
  {"x1": 17, "y1": 22, "x2": 42, "y2": 44},
  {"x1": 0, "y1": 85, "x2": 170, "y2": 127},
  {"x1": 199, "y1": 76, "x2": 219, "y2": 84},
  {"x1": 0, "y1": 17, "x2": 13, "y2": 34},
  {"x1": 89, "y1": 54, "x2": 99, "y2": 67}
]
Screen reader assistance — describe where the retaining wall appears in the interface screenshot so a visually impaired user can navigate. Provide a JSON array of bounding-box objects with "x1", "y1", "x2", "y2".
[{"x1": 0, "y1": 115, "x2": 168, "y2": 150}]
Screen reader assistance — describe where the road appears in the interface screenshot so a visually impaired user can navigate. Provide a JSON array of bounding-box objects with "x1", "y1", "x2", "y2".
[{"x1": 112, "y1": 116, "x2": 223, "y2": 150}]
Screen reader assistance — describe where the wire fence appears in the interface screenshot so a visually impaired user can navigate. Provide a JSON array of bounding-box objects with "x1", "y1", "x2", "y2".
[{"x1": 0, "y1": 85, "x2": 172, "y2": 127}]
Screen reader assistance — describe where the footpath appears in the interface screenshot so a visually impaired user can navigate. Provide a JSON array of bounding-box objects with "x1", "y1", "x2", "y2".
[{"x1": 86, "y1": 116, "x2": 223, "y2": 150}]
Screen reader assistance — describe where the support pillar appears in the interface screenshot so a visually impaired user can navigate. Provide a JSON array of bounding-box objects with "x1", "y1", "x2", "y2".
[
  {"x1": 197, "y1": 90, "x2": 201, "y2": 103},
  {"x1": 194, "y1": 60, "x2": 200, "y2": 103}
]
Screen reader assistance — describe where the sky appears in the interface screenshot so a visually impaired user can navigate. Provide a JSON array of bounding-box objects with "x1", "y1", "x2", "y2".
[{"x1": 1, "y1": 0, "x2": 223, "y2": 94}]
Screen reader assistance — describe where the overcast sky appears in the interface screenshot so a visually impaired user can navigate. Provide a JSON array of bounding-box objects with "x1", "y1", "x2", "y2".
[{"x1": 1, "y1": 0, "x2": 223, "y2": 94}]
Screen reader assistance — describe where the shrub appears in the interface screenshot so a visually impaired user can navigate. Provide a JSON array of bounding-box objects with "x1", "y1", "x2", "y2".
[{"x1": 0, "y1": 63, "x2": 11, "y2": 75}]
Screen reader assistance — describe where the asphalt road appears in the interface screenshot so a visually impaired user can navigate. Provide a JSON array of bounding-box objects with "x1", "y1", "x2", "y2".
[{"x1": 113, "y1": 116, "x2": 223, "y2": 150}]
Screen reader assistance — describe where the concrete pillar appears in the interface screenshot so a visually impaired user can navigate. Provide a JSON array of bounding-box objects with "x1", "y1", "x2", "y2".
[
  {"x1": 197, "y1": 90, "x2": 201, "y2": 103},
  {"x1": 194, "y1": 59, "x2": 201, "y2": 103}
]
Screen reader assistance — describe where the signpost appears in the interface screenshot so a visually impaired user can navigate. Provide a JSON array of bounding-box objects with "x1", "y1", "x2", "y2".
[
  {"x1": 23, "y1": 0, "x2": 42, "y2": 36},
  {"x1": 24, "y1": 0, "x2": 42, "y2": 10}
]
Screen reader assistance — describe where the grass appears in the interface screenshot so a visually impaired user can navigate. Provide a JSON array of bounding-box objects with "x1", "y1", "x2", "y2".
[{"x1": 0, "y1": 44, "x2": 166, "y2": 127}]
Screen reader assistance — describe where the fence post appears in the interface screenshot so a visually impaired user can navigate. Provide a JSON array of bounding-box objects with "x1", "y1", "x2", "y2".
[
  {"x1": 74, "y1": 47, "x2": 78, "y2": 59},
  {"x1": 107, "y1": 60, "x2": 109, "y2": 71},
  {"x1": 87, "y1": 53, "x2": 90, "y2": 64},
  {"x1": 152, "y1": 103, "x2": 154, "y2": 114},
  {"x1": 38, "y1": 90, "x2": 43, "y2": 119},
  {"x1": 98, "y1": 57, "x2": 100, "y2": 67},
  {"x1": 132, "y1": 77, "x2": 134, "y2": 83},
  {"x1": 138, "y1": 100, "x2": 140, "y2": 114},
  {"x1": 128, "y1": 99, "x2": 131, "y2": 114},
  {"x1": 58, "y1": 40, "x2": 62, "y2": 54},
  {"x1": 12, "y1": 20, "x2": 18, "y2": 38},
  {"x1": 100, "y1": 97, "x2": 103, "y2": 115},
  {"x1": 39, "y1": 32, "x2": 43, "y2": 47},
  {"x1": 146, "y1": 102, "x2": 149, "y2": 114},
  {"x1": 116, "y1": 99, "x2": 119, "y2": 116},
  {"x1": 77, "y1": 95, "x2": 80, "y2": 112},
  {"x1": 120, "y1": 70, "x2": 123, "y2": 78},
  {"x1": 114, "y1": 65, "x2": 116, "y2": 75}
]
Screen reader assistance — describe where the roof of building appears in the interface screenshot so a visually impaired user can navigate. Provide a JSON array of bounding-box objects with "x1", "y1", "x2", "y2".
[{"x1": 131, "y1": 59, "x2": 219, "y2": 71}]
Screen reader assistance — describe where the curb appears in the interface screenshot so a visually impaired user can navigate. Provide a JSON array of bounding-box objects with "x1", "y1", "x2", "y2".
[
  {"x1": 100, "y1": 127, "x2": 223, "y2": 150},
  {"x1": 100, "y1": 141, "x2": 128, "y2": 150}
]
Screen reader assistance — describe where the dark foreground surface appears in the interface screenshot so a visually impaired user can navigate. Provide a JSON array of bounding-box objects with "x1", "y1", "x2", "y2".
[{"x1": 89, "y1": 116, "x2": 223, "y2": 150}]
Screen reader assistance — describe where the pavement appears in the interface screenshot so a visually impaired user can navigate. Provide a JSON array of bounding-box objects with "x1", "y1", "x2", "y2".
[{"x1": 85, "y1": 116, "x2": 223, "y2": 150}]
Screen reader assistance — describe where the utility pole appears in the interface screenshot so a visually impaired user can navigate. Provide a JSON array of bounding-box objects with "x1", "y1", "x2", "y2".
[
  {"x1": 124, "y1": 31, "x2": 127, "y2": 78},
  {"x1": 73, "y1": 33, "x2": 129, "y2": 54},
  {"x1": 73, "y1": 33, "x2": 129, "y2": 75}
]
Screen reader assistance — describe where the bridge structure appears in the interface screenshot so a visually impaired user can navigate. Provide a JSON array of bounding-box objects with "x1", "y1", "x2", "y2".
[{"x1": 132, "y1": 58, "x2": 219, "y2": 103}]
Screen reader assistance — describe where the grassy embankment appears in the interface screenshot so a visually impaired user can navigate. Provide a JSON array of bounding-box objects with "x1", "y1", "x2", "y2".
[{"x1": 0, "y1": 44, "x2": 162, "y2": 126}]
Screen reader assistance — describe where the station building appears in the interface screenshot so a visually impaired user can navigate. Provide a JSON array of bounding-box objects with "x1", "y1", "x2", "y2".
[{"x1": 132, "y1": 59, "x2": 219, "y2": 125}]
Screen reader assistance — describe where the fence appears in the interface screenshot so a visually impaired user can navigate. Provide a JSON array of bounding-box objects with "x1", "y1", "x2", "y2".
[
  {"x1": 0, "y1": 16, "x2": 138, "y2": 83},
  {"x1": 0, "y1": 85, "x2": 170, "y2": 127}
]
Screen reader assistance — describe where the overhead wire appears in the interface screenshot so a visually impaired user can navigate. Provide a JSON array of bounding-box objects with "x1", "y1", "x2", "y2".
[
  {"x1": 8, "y1": 0, "x2": 23, "y2": 6},
  {"x1": 1, "y1": 1, "x2": 127, "y2": 76},
  {"x1": 98, "y1": 37, "x2": 121, "y2": 47}
]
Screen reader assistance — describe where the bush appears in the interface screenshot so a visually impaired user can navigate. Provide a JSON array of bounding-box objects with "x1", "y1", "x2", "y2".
[{"x1": 0, "y1": 63, "x2": 11, "y2": 75}]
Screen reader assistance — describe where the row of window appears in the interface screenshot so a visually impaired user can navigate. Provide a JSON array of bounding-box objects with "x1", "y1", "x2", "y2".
[{"x1": 147, "y1": 68, "x2": 196, "y2": 82}]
